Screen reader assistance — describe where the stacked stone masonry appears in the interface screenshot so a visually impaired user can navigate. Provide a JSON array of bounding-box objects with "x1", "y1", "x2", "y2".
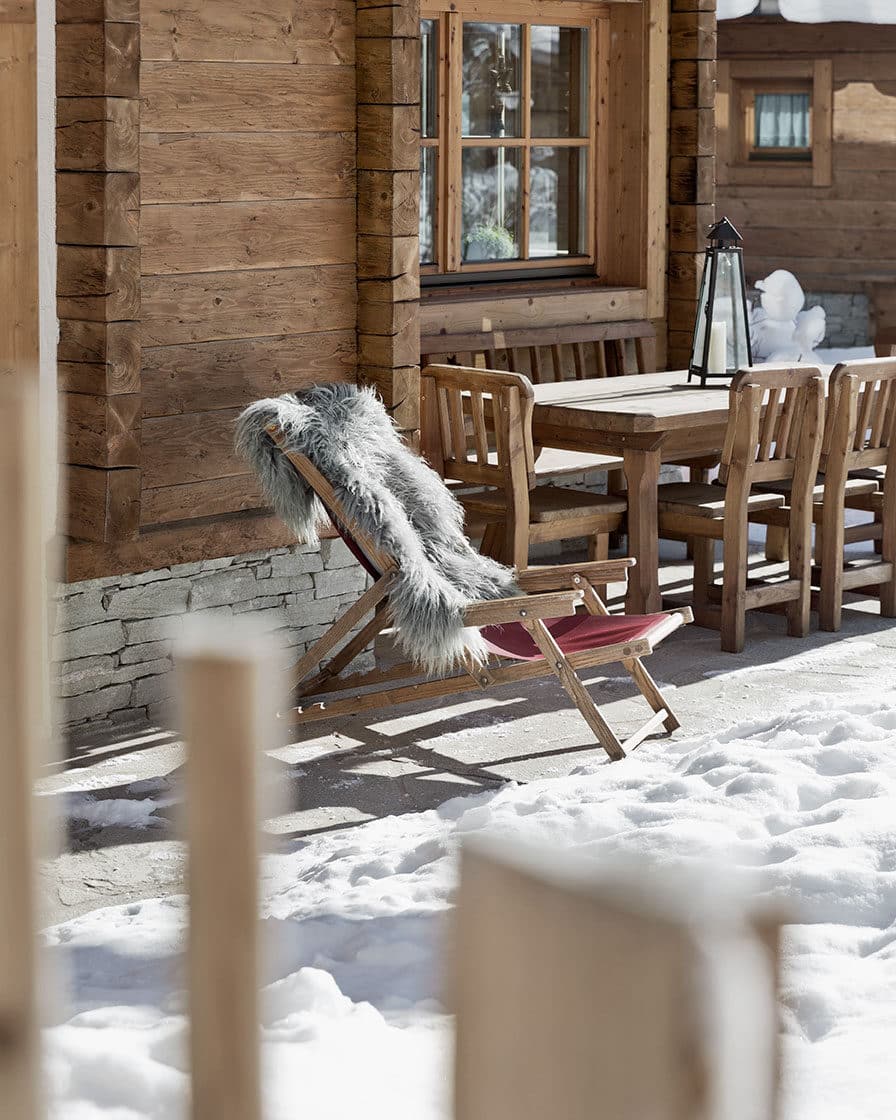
[{"x1": 53, "y1": 539, "x2": 370, "y2": 742}]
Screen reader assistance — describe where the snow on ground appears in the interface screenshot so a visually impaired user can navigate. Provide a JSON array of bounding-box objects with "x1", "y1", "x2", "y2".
[{"x1": 43, "y1": 691, "x2": 896, "y2": 1120}]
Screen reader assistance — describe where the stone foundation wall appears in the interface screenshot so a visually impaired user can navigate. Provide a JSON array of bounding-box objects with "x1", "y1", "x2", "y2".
[
  {"x1": 53, "y1": 539, "x2": 369, "y2": 742},
  {"x1": 749, "y1": 288, "x2": 870, "y2": 351},
  {"x1": 805, "y1": 292, "x2": 871, "y2": 350}
]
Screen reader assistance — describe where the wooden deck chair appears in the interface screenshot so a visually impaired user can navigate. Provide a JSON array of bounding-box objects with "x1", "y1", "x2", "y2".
[
  {"x1": 420, "y1": 363, "x2": 627, "y2": 575},
  {"x1": 656, "y1": 367, "x2": 825, "y2": 653},
  {"x1": 264, "y1": 423, "x2": 691, "y2": 762}
]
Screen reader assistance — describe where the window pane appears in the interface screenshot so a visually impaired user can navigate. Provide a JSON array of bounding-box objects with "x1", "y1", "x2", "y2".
[
  {"x1": 462, "y1": 147, "x2": 521, "y2": 262},
  {"x1": 462, "y1": 23, "x2": 522, "y2": 138},
  {"x1": 420, "y1": 148, "x2": 437, "y2": 265},
  {"x1": 529, "y1": 147, "x2": 588, "y2": 258},
  {"x1": 421, "y1": 18, "x2": 438, "y2": 139},
  {"x1": 755, "y1": 92, "x2": 810, "y2": 149},
  {"x1": 531, "y1": 26, "x2": 589, "y2": 138}
]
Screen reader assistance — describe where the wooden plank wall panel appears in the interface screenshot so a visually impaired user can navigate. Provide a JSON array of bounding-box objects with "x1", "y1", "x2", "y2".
[
  {"x1": 136, "y1": 0, "x2": 358, "y2": 537},
  {"x1": 56, "y1": 0, "x2": 142, "y2": 545},
  {"x1": 355, "y1": 0, "x2": 421, "y2": 436},
  {"x1": 717, "y1": 17, "x2": 896, "y2": 332},
  {"x1": 666, "y1": 0, "x2": 716, "y2": 370}
]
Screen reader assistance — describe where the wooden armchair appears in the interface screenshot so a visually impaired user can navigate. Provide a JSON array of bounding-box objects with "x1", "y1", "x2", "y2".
[
  {"x1": 815, "y1": 358, "x2": 896, "y2": 630},
  {"x1": 420, "y1": 363, "x2": 627, "y2": 574},
  {"x1": 656, "y1": 367, "x2": 825, "y2": 653}
]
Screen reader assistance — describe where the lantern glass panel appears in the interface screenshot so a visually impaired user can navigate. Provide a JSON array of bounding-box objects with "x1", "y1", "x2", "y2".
[
  {"x1": 712, "y1": 250, "x2": 750, "y2": 374},
  {"x1": 692, "y1": 257, "x2": 712, "y2": 373}
]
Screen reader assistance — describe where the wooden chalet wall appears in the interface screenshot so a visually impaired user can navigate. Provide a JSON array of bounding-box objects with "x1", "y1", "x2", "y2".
[
  {"x1": 57, "y1": 0, "x2": 359, "y2": 580},
  {"x1": 667, "y1": 0, "x2": 715, "y2": 370},
  {"x1": 55, "y1": 0, "x2": 703, "y2": 582},
  {"x1": 717, "y1": 16, "x2": 896, "y2": 333}
]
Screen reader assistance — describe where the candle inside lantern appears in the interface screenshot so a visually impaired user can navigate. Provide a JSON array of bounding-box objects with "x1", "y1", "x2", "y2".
[{"x1": 708, "y1": 320, "x2": 728, "y2": 375}]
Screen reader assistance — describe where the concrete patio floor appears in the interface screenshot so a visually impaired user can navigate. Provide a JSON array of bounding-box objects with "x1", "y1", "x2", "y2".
[{"x1": 39, "y1": 548, "x2": 896, "y2": 926}]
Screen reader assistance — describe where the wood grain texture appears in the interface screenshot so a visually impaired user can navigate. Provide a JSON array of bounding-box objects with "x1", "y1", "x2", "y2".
[
  {"x1": 140, "y1": 264, "x2": 355, "y2": 346},
  {"x1": 66, "y1": 464, "x2": 141, "y2": 541},
  {"x1": 58, "y1": 319, "x2": 141, "y2": 395},
  {"x1": 141, "y1": 330, "x2": 355, "y2": 417},
  {"x1": 141, "y1": 474, "x2": 264, "y2": 526},
  {"x1": 56, "y1": 21, "x2": 138, "y2": 97},
  {"x1": 57, "y1": 97, "x2": 139, "y2": 171},
  {"x1": 0, "y1": 17, "x2": 39, "y2": 380},
  {"x1": 140, "y1": 131, "x2": 355, "y2": 203},
  {"x1": 141, "y1": 408, "x2": 245, "y2": 488},
  {"x1": 142, "y1": 0, "x2": 354, "y2": 65},
  {"x1": 57, "y1": 170, "x2": 140, "y2": 246},
  {"x1": 62, "y1": 390, "x2": 141, "y2": 467},
  {"x1": 140, "y1": 198, "x2": 355, "y2": 274},
  {"x1": 57, "y1": 245, "x2": 140, "y2": 320},
  {"x1": 141, "y1": 63, "x2": 354, "y2": 132},
  {"x1": 66, "y1": 512, "x2": 309, "y2": 581},
  {"x1": 57, "y1": 0, "x2": 138, "y2": 20}
]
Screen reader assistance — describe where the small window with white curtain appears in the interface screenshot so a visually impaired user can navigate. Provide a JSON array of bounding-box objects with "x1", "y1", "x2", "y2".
[{"x1": 745, "y1": 83, "x2": 812, "y2": 162}]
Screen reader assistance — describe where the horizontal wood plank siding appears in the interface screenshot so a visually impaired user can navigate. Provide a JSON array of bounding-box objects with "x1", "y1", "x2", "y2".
[
  {"x1": 133, "y1": 0, "x2": 358, "y2": 544},
  {"x1": 140, "y1": 132, "x2": 355, "y2": 204},
  {"x1": 717, "y1": 17, "x2": 896, "y2": 329},
  {"x1": 141, "y1": 63, "x2": 355, "y2": 132}
]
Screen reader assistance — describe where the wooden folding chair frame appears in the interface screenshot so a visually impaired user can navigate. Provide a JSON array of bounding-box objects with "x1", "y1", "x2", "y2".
[{"x1": 265, "y1": 424, "x2": 691, "y2": 761}]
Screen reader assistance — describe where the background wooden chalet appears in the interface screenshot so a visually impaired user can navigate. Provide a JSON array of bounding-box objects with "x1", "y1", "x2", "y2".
[{"x1": 717, "y1": 13, "x2": 896, "y2": 339}]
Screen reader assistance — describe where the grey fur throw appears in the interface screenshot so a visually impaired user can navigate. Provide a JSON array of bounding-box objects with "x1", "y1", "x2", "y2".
[{"x1": 235, "y1": 383, "x2": 518, "y2": 673}]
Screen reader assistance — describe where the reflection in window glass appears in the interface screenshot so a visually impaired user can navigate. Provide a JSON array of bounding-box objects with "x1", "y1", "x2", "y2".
[
  {"x1": 754, "y1": 92, "x2": 810, "y2": 149},
  {"x1": 421, "y1": 18, "x2": 438, "y2": 139},
  {"x1": 461, "y1": 147, "x2": 521, "y2": 262},
  {"x1": 420, "y1": 148, "x2": 437, "y2": 265},
  {"x1": 462, "y1": 23, "x2": 522, "y2": 138},
  {"x1": 529, "y1": 147, "x2": 588, "y2": 258},
  {"x1": 531, "y1": 25, "x2": 589, "y2": 138}
]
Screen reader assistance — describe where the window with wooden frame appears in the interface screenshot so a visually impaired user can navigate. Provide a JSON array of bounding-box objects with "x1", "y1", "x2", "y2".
[
  {"x1": 718, "y1": 60, "x2": 833, "y2": 188},
  {"x1": 420, "y1": 1, "x2": 609, "y2": 281}
]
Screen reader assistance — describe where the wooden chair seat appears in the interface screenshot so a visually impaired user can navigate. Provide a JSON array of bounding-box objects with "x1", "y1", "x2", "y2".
[
  {"x1": 754, "y1": 474, "x2": 878, "y2": 502},
  {"x1": 656, "y1": 481, "x2": 785, "y2": 519},
  {"x1": 463, "y1": 485, "x2": 627, "y2": 524},
  {"x1": 534, "y1": 447, "x2": 625, "y2": 479},
  {"x1": 850, "y1": 466, "x2": 886, "y2": 486}
]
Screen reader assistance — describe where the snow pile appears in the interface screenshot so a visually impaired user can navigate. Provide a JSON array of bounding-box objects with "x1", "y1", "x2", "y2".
[
  {"x1": 718, "y1": 0, "x2": 896, "y2": 21},
  {"x1": 44, "y1": 694, "x2": 896, "y2": 1120},
  {"x1": 749, "y1": 270, "x2": 827, "y2": 363}
]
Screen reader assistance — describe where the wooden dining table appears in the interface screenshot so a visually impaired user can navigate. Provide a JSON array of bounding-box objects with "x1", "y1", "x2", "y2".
[{"x1": 531, "y1": 367, "x2": 832, "y2": 615}]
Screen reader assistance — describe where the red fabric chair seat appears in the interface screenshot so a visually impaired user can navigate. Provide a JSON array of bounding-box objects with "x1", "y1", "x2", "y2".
[{"x1": 481, "y1": 612, "x2": 669, "y2": 662}]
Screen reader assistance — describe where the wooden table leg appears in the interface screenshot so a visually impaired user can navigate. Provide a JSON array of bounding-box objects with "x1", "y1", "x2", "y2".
[{"x1": 623, "y1": 447, "x2": 662, "y2": 614}]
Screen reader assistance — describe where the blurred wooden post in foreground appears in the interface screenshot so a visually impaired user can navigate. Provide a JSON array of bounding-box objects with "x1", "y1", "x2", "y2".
[
  {"x1": 454, "y1": 840, "x2": 782, "y2": 1120},
  {"x1": 178, "y1": 626, "x2": 274, "y2": 1120},
  {"x1": 0, "y1": 0, "x2": 44, "y2": 1113},
  {"x1": 0, "y1": 385, "x2": 45, "y2": 1120}
]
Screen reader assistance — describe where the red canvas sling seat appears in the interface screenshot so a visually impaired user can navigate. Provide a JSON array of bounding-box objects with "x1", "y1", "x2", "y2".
[{"x1": 481, "y1": 612, "x2": 675, "y2": 662}]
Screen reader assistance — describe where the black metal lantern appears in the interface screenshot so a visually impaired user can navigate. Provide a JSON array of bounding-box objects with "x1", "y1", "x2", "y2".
[{"x1": 688, "y1": 217, "x2": 753, "y2": 385}]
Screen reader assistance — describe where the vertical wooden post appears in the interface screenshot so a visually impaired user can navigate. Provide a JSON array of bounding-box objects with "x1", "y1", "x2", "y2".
[
  {"x1": 179, "y1": 629, "x2": 273, "y2": 1120},
  {"x1": 0, "y1": 0, "x2": 44, "y2": 1113},
  {"x1": 0, "y1": 384, "x2": 45, "y2": 1120},
  {"x1": 454, "y1": 839, "x2": 781, "y2": 1120}
]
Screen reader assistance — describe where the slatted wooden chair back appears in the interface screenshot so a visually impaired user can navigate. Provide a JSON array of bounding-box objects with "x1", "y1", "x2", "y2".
[
  {"x1": 718, "y1": 366, "x2": 826, "y2": 494},
  {"x1": 820, "y1": 358, "x2": 896, "y2": 476},
  {"x1": 421, "y1": 320, "x2": 657, "y2": 385},
  {"x1": 420, "y1": 363, "x2": 536, "y2": 495}
]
